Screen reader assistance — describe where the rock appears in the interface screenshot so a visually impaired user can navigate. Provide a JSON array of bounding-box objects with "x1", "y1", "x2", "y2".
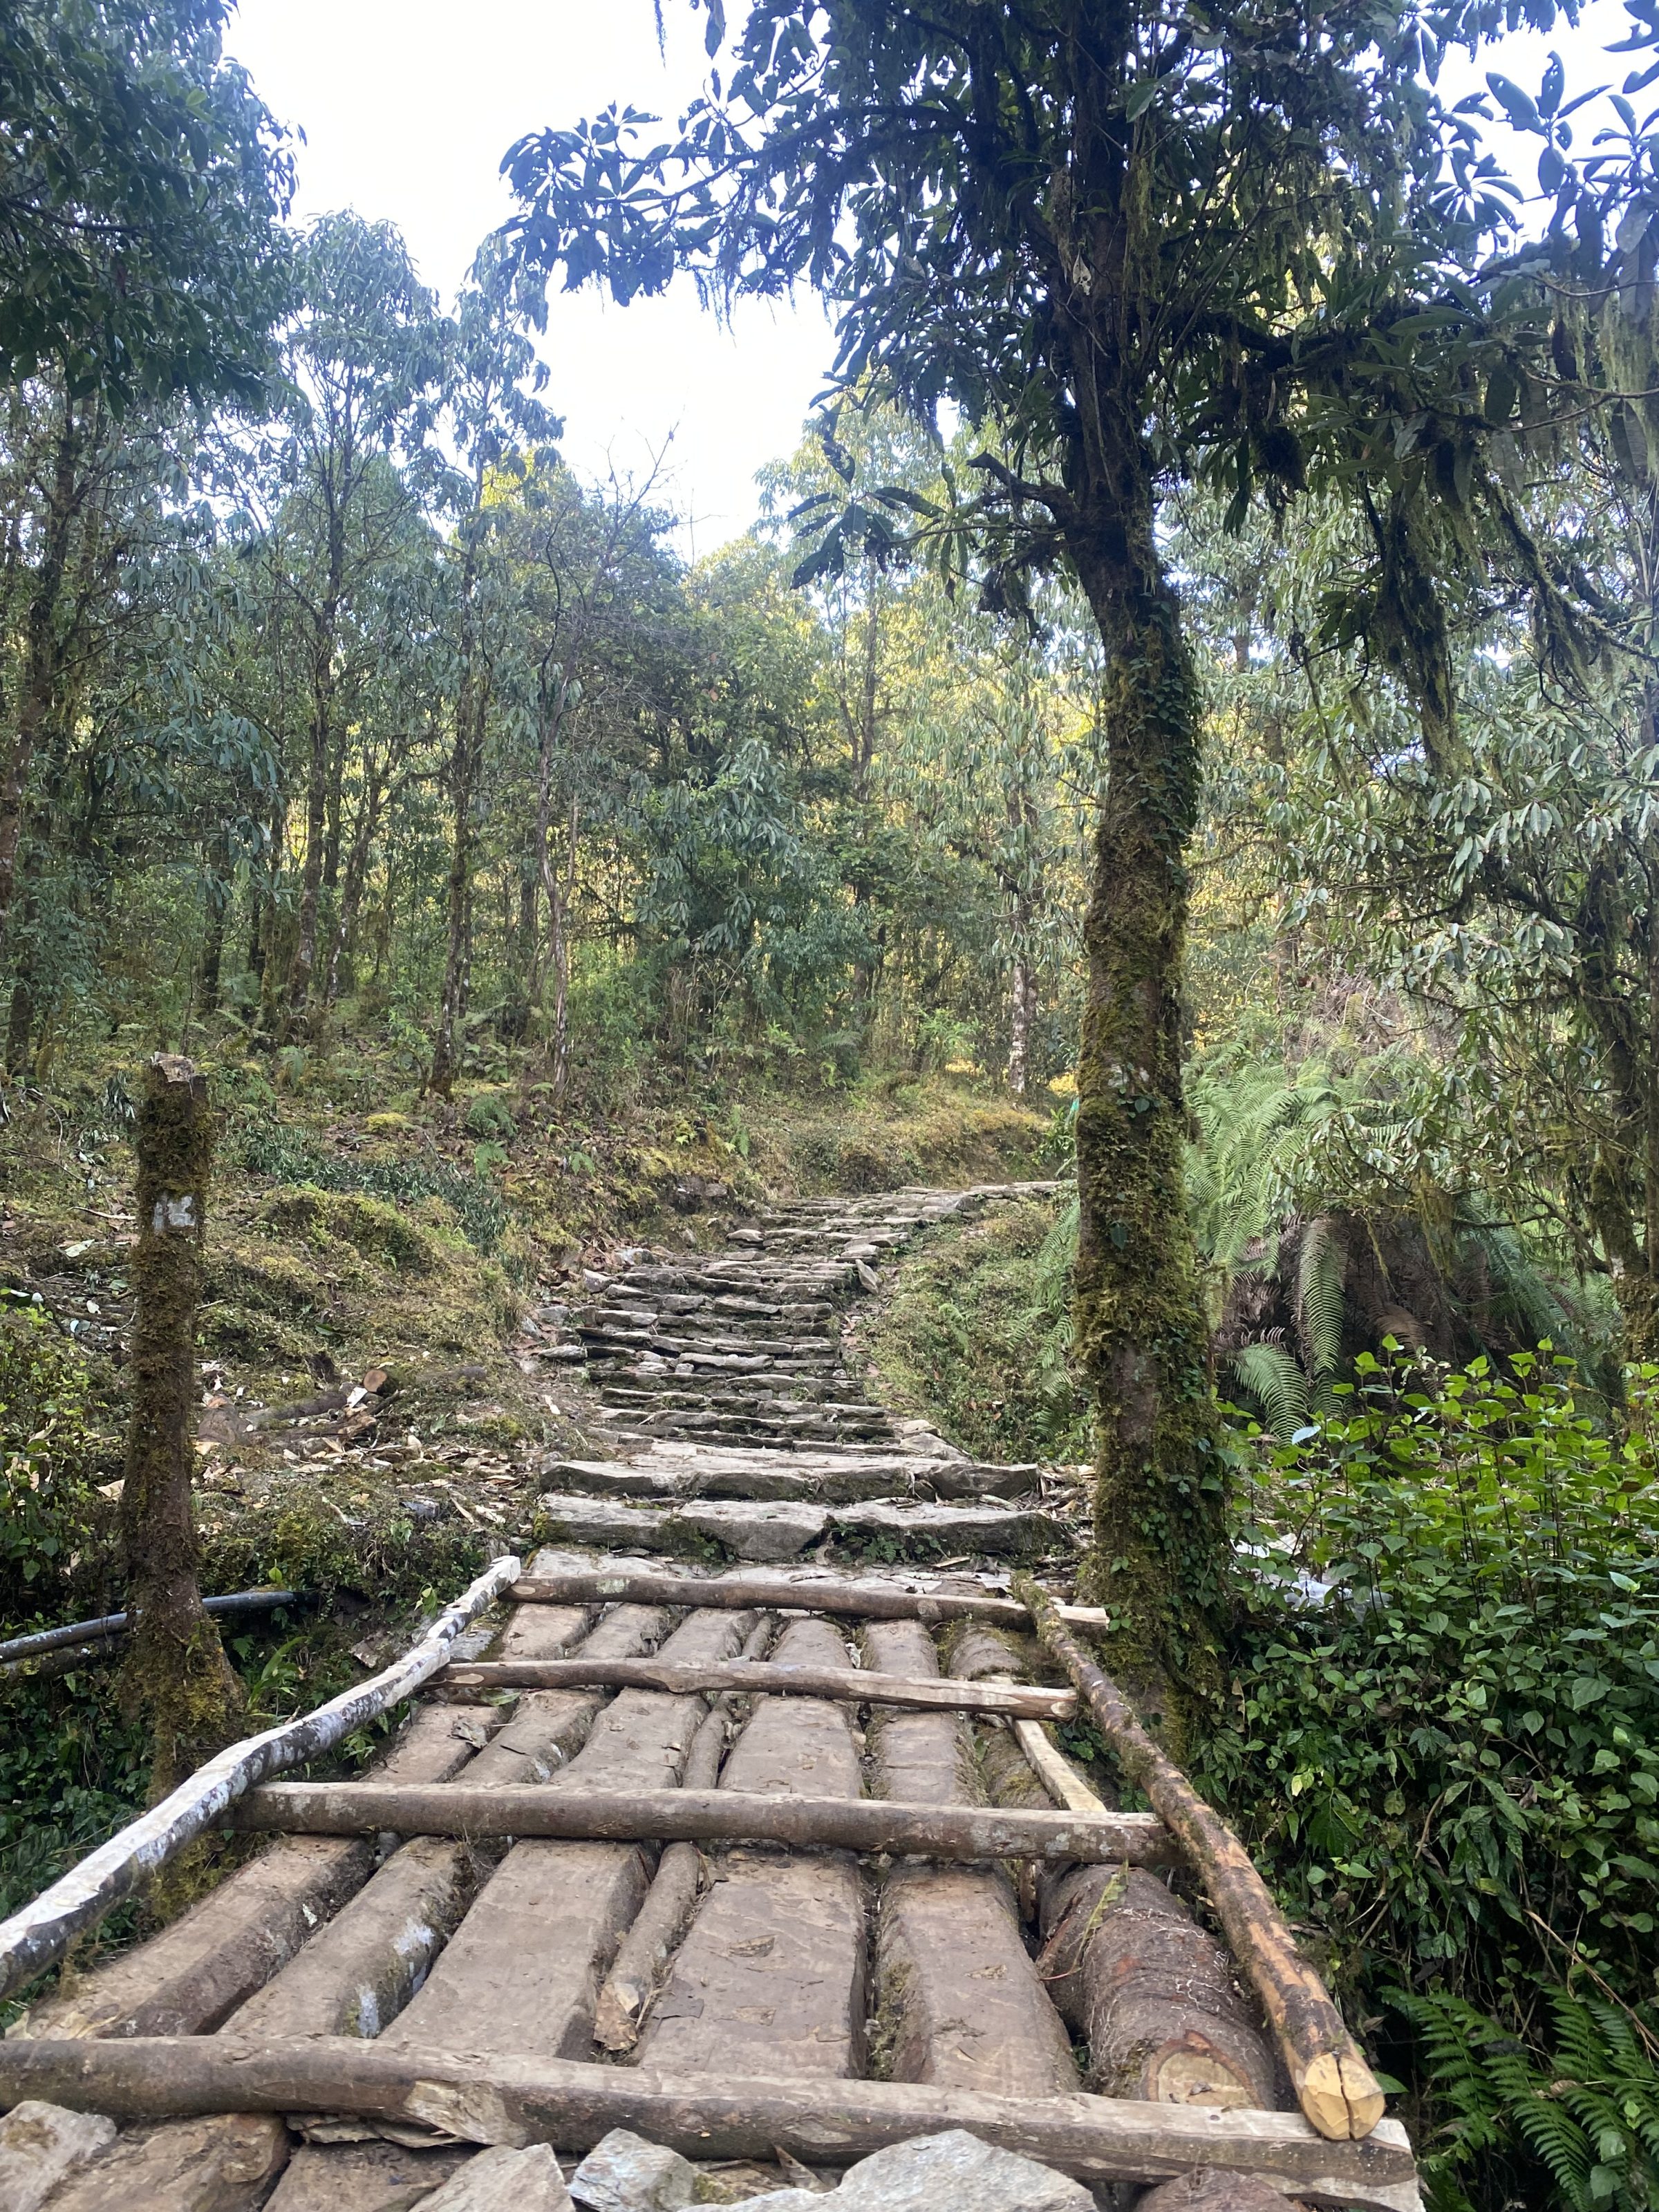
[
  {"x1": 747, "y1": 2130, "x2": 1094, "y2": 2211},
  {"x1": 42, "y1": 2112, "x2": 290, "y2": 2211},
  {"x1": 569, "y1": 2127, "x2": 698, "y2": 2209},
  {"x1": 1135, "y1": 2171, "x2": 1302, "y2": 2212},
  {"x1": 674, "y1": 1498, "x2": 830, "y2": 1561},
  {"x1": 265, "y1": 2140, "x2": 477, "y2": 2210},
  {"x1": 413, "y1": 2143, "x2": 575, "y2": 2209},
  {"x1": 0, "y1": 2100, "x2": 116, "y2": 2212}
]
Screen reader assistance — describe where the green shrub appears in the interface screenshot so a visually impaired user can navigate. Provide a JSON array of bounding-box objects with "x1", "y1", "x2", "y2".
[
  {"x1": 1203, "y1": 1350, "x2": 1659, "y2": 2210},
  {"x1": 0, "y1": 1306, "x2": 113, "y2": 1622},
  {"x1": 862, "y1": 1195, "x2": 1088, "y2": 1462}
]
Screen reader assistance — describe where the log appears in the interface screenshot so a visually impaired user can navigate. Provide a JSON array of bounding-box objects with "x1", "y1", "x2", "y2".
[
  {"x1": 511, "y1": 1568, "x2": 1109, "y2": 1631},
  {"x1": 442, "y1": 1656, "x2": 1076, "y2": 1720},
  {"x1": 592, "y1": 1611, "x2": 776, "y2": 2054},
  {"x1": 0, "y1": 2036, "x2": 1423, "y2": 2211},
  {"x1": 231, "y1": 1781, "x2": 1173, "y2": 1865},
  {"x1": 1018, "y1": 1579, "x2": 1385, "y2": 2143},
  {"x1": 1038, "y1": 1867, "x2": 1277, "y2": 2108},
  {"x1": 0, "y1": 1554, "x2": 522, "y2": 2005},
  {"x1": 592, "y1": 1706, "x2": 726, "y2": 2052},
  {"x1": 1011, "y1": 1718, "x2": 1106, "y2": 1813}
]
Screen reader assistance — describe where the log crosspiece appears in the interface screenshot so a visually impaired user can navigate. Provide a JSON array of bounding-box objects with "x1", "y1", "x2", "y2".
[
  {"x1": 1015, "y1": 1577, "x2": 1387, "y2": 2144},
  {"x1": 440, "y1": 1655, "x2": 1077, "y2": 1718},
  {"x1": 510, "y1": 1567, "x2": 1110, "y2": 1629},
  {"x1": 0, "y1": 2036, "x2": 1423, "y2": 2211},
  {"x1": 230, "y1": 1781, "x2": 1174, "y2": 1865},
  {"x1": 0, "y1": 1554, "x2": 522, "y2": 2005}
]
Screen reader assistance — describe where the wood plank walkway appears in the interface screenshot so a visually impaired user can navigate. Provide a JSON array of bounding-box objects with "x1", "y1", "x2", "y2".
[{"x1": 0, "y1": 1187, "x2": 1423, "y2": 2211}]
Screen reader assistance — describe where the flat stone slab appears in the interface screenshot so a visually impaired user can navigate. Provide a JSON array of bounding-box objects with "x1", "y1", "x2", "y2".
[
  {"x1": 537, "y1": 1494, "x2": 1071, "y2": 1564},
  {"x1": 263, "y1": 2140, "x2": 477, "y2": 2211}
]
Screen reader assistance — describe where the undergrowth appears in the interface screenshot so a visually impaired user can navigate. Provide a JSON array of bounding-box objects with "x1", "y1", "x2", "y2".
[
  {"x1": 859, "y1": 1192, "x2": 1087, "y2": 1462},
  {"x1": 1203, "y1": 1350, "x2": 1659, "y2": 2212}
]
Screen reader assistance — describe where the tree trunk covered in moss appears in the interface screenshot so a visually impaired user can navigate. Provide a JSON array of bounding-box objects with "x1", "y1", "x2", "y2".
[
  {"x1": 1070, "y1": 469, "x2": 1228, "y2": 1743},
  {"x1": 120, "y1": 1056, "x2": 244, "y2": 1797}
]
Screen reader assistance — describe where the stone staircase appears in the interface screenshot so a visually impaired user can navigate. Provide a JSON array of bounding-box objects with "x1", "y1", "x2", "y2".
[{"x1": 536, "y1": 1183, "x2": 1080, "y2": 1569}]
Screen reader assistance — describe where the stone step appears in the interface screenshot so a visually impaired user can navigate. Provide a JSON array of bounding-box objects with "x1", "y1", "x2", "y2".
[
  {"x1": 540, "y1": 1458, "x2": 1040, "y2": 1506},
  {"x1": 535, "y1": 1492, "x2": 1074, "y2": 1565}
]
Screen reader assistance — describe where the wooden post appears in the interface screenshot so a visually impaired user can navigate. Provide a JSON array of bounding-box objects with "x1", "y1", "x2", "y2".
[
  {"x1": 1015, "y1": 1577, "x2": 1386, "y2": 2143},
  {"x1": 119, "y1": 1054, "x2": 244, "y2": 1798}
]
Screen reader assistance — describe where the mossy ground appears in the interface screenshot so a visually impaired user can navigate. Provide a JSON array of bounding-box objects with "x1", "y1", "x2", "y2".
[{"x1": 854, "y1": 1192, "x2": 1089, "y2": 1466}]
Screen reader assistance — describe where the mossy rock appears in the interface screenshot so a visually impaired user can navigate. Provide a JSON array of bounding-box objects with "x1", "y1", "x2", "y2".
[
  {"x1": 257, "y1": 1185, "x2": 444, "y2": 1276},
  {"x1": 198, "y1": 1302, "x2": 324, "y2": 1365},
  {"x1": 206, "y1": 1238, "x2": 334, "y2": 1320},
  {"x1": 363, "y1": 1112, "x2": 411, "y2": 1136}
]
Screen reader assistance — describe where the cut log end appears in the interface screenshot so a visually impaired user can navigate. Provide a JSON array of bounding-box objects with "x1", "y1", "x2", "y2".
[
  {"x1": 1295, "y1": 2050, "x2": 1387, "y2": 2140},
  {"x1": 1143, "y1": 2034, "x2": 1271, "y2": 2110}
]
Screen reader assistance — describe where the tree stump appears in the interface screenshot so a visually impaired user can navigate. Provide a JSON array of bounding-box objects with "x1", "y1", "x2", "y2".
[{"x1": 119, "y1": 1054, "x2": 243, "y2": 1799}]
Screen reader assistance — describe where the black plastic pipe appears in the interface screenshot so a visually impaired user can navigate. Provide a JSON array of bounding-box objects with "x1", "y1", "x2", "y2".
[{"x1": 0, "y1": 1589, "x2": 305, "y2": 1668}]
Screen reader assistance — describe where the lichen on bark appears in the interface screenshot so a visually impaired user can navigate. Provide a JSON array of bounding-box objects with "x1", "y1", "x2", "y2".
[{"x1": 119, "y1": 1053, "x2": 245, "y2": 1799}]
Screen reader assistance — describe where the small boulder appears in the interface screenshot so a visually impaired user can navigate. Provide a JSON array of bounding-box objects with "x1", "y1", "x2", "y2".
[
  {"x1": 0, "y1": 2101, "x2": 116, "y2": 2212},
  {"x1": 413, "y1": 2143, "x2": 574, "y2": 2210},
  {"x1": 570, "y1": 2128, "x2": 698, "y2": 2210},
  {"x1": 749, "y1": 2130, "x2": 1094, "y2": 2211}
]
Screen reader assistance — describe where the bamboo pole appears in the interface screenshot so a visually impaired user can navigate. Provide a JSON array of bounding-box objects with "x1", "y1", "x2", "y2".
[
  {"x1": 232, "y1": 1781, "x2": 1174, "y2": 1864},
  {"x1": 0, "y1": 2036, "x2": 1422, "y2": 2210},
  {"x1": 1016, "y1": 1578, "x2": 1386, "y2": 2143},
  {"x1": 510, "y1": 1567, "x2": 1109, "y2": 1630},
  {"x1": 441, "y1": 1656, "x2": 1076, "y2": 1719},
  {"x1": 0, "y1": 1555, "x2": 521, "y2": 2005}
]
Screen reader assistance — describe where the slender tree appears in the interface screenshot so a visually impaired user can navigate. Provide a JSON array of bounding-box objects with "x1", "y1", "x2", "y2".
[{"x1": 500, "y1": 0, "x2": 1544, "y2": 1725}]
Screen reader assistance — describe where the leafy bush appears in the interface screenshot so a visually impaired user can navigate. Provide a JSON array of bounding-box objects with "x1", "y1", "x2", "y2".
[
  {"x1": 0, "y1": 1306, "x2": 114, "y2": 1622},
  {"x1": 1203, "y1": 1350, "x2": 1659, "y2": 2210}
]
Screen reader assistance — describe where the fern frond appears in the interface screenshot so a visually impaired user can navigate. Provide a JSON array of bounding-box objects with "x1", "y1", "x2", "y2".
[
  {"x1": 1226, "y1": 1341, "x2": 1311, "y2": 1438},
  {"x1": 1296, "y1": 1215, "x2": 1347, "y2": 1379}
]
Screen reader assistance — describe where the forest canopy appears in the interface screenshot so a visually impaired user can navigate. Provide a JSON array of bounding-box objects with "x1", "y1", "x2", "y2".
[{"x1": 6, "y1": 2, "x2": 1659, "y2": 2204}]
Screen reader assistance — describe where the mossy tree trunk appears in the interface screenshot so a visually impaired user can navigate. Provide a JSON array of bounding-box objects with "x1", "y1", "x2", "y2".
[
  {"x1": 120, "y1": 1055, "x2": 244, "y2": 1798},
  {"x1": 1069, "y1": 447, "x2": 1228, "y2": 1746}
]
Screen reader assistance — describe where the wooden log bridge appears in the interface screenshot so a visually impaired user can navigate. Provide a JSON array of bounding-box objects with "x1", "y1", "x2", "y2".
[{"x1": 0, "y1": 1189, "x2": 1418, "y2": 2212}]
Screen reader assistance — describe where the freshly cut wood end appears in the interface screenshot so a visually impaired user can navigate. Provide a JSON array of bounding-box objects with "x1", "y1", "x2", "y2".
[{"x1": 1295, "y1": 2048, "x2": 1388, "y2": 2140}]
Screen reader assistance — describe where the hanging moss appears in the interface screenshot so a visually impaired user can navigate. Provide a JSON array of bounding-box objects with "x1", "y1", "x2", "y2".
[{"x1": 118, "y1": 1056, "x2": 245, "y2": 1799}]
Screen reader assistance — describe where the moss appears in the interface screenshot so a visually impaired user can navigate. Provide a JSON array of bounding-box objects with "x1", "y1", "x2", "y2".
[
  {"x1": 1073, "y1": 574, "x2": 1228, "y2": 1756},
  {"x1": 362, "y1": 1112, "x2": 411, "y2": 1136},
  {"x1": 257, "y1": 1185, "x2": 444, "y2": 1276}
]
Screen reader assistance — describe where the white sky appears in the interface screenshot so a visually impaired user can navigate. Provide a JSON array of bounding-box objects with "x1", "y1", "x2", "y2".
[{"x1": 225, "y1": 0, "x2": 1636, "y2": 555}]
